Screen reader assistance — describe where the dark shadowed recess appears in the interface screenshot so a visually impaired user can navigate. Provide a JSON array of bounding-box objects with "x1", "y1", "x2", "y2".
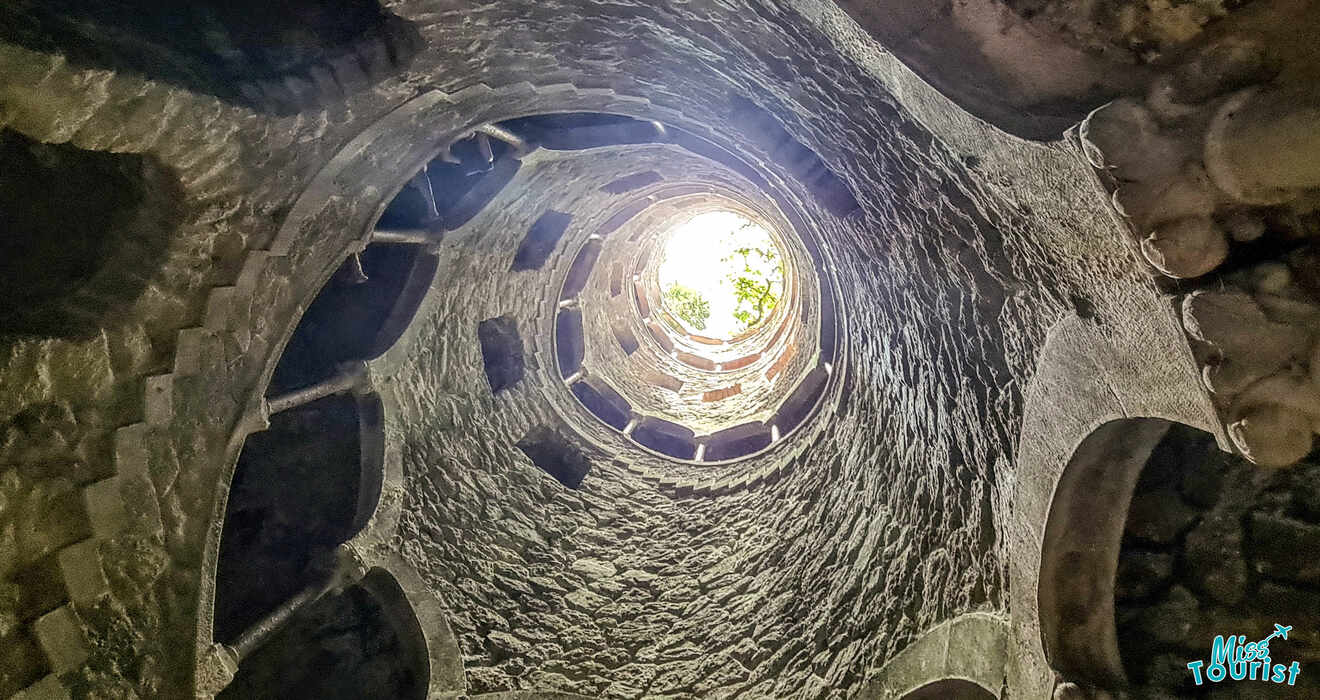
[
  {"x1": 441, "y1": 156, "x2": 523, "y2": 231},
  {"x1": 269, "y1": 243, "x2": 436, "y2": 394},
  {"x1": 609, "y1": 261, "x2": 625, "y2": 296},
  {"x1": 217, "y1": 570, "x2": 425, "y2": 700},
  {"x1": 601, "y1": 171, "x2": 664, "y2": 194},
  {"x1": 0, "y1": 0, "x2": 421, "y2": 114},
  {"x1": 213, "y1": 394, "x2": 372, "y2": 645},
  {"x1": 819, "y1": 282, "x2": 839, "y2": 357},
  {"x1": 728, "y1": 96, "x2": 859, "y2": 217},
  {"x1": 555, "y1": 307, "x2": 585, "y2": 378},
  {"x1": 516, "y1": 426, "x2": 592, "y2": 488},
  {"x1": 610, "y1": 318, "x2": 639, "y2": 354},
  {"x1": 775, "y1": 365, "x2": 829, "y2": 433},
  {"x1": 645, "y1": 319, "x2": 675, "y2": 354},
  {"x1": 477, "y1": 316, "x2": 525, "y2": 394},
  {"x1": 499, "y1": 113, "x2": 664, "y2": 150},
  {"x1": 572, "y1": 379, "x2": 631, "y2": 431},
  {"x1": 380, "y1": 138, "x2": 521, "y2": 233},
  {"x1": 495, "y1": 111, "x2": 859, "y2": 219},
  {"x1": 560, "y1": 239, "x2": 603, "y2": 300},
  {"x1": 632, "y1": 418, "x2": 697, "y2": 460},
  {"x1": 901, "y1": 679, "x2": 996, "y2": 700},
  {"x1": 1115, "y1": 423, "x2": 1320, "y2": 697},
  {"x1": 511, "y1": 210, "x2": 573, "y2": 271},
  {"x1": 704, "y1": 422, "x2": 774, "y2": 462},
  {"x1": 0, "y1": 128, "x2": 181, "y2": 338},
  {"x1": 0, "y1": 629, "x2": 45, "y2": 697}
]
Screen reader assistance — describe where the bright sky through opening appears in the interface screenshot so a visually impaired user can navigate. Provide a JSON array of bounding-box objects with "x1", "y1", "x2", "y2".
[{"x1": 657, "y1": 210, "x2": 783, "y2": 339}]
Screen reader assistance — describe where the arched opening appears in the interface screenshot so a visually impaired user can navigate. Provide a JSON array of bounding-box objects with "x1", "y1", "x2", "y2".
[
  {"x1": 209, "y1": 144, "x2": 490, "y2": 692},
  {"x1": 1043, "y1": 417, "x2": 1320, "y2": 695},
  {"x1": 900, "y1": 678, "x2": 997, "y2": 700},
  {"x1": 268, "y1": 243, "x2": 437, "y2": 394},
  {"x1": 1038, "y1": 418, "x2": 1174, "y2": 688},
  {"x1": 212, "y1": 392, "x2": 377, "y2": 645},
  {"x1": 217, "y1": 569, "x2": 426, "y2": 700},
  {"x1": 1114, "y1": 423, "x2": 1320, "y2": 696}
]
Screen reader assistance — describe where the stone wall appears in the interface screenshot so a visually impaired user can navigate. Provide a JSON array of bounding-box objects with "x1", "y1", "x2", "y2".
[
  {"x1": 0, "y1": 0, "x2": 1200, "y2": 698},
  {"x1": 1117, "y1": 424, "x2": 1320, "y2": 698},
  {"x1": 372, "y1": 2, "x2": 1147, "y2": 694}
]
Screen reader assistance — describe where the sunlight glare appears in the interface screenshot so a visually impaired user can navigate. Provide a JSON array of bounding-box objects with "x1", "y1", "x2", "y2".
[{"x1": 656, "y1": 211, "x2": 784, "y2": 339}]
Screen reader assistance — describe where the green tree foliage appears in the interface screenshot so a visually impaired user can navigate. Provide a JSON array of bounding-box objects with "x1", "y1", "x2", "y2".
[
  {"x1": 725, "y1": 242, "x2": 782, "y2": 332},
  {"x1": 663, "y1": 283, "x2": 711, "y2": 330}
]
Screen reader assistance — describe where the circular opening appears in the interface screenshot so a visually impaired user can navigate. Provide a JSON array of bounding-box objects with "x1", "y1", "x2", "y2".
[
  {"x1": 656, "y1": 210, "x2": 784, "y2": 341},
  {"x1": 541, "y1": 131, "x2": 842, "y2": 467}
]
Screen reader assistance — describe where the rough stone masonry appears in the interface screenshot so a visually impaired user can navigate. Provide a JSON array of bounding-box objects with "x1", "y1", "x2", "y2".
[{"x1": 0, "y1": 0, "x2": 1317, "y2": 699}]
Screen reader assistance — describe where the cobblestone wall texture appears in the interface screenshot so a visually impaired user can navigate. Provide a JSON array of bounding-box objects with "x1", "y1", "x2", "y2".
[{"x1": 0, "y1": 0, "x2": 1167, "y2": 698}]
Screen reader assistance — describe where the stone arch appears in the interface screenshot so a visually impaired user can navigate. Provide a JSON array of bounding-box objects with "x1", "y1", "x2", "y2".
[
  {"x1": 208, "y1": 122, "x2": 484, "y2": 649},
  {"x1": 212, "y1": 391, "x2": 384, "y2": 645},
  {"x1": 1008, "y1": 310, "x2": 1227, "y2": 698},
  {"x1": 216, "y1": 568, "x2": 429, "y2": 700},
  {"x1": 1041, "y1": 416, "x2": 1320, "y2": 697},
  {"x1": 195, "y1": 96, "x2": 531, "y2": 696},
  {"x1": 901, "y1": 679, "x2": 997, "y2": 699},
  {"x1": 857, "y1": 612, "x2": 1008, "y2": 699},
  {"x1": 1037, "y1": 417, "x2": 1173, "y2": 689},
  {"x1": 267, "y1": 243, "x2": 439, "y2": 395},
  {"x1": 1111, "y1": 423, "x2": 1320, "y2": 696}
]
